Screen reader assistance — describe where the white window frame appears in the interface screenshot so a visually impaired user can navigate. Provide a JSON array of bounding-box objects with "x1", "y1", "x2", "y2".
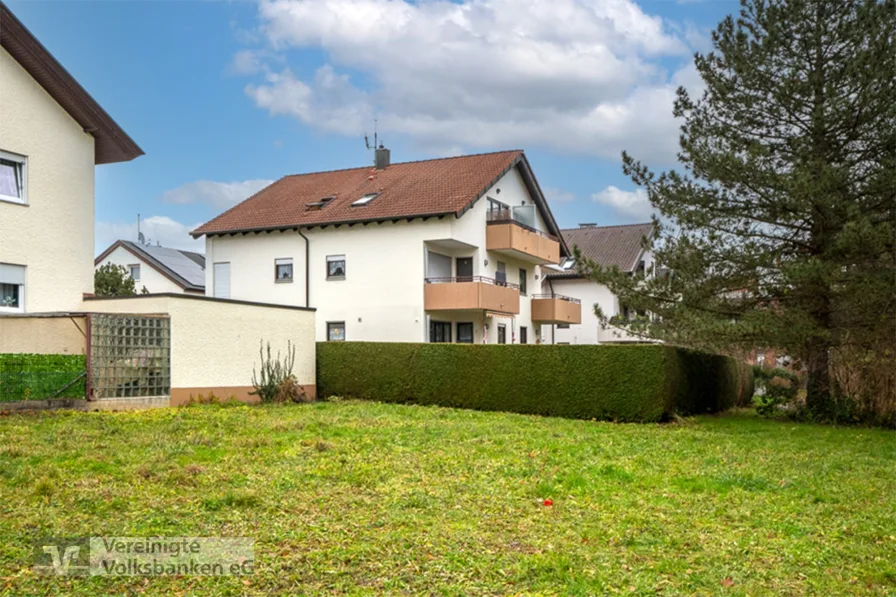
[
  {"x1": 275, "y1": 258, "x2": 294, "y2": 282},
  {"x1": 128, "y1": 264, "x2": 141, "y2": 281},
  {"x1": 326, "y1": 255, "x2": 346, "y2": 280},
  {"x1": 0, "y1": 150, "x2": 27, "y2": 205},
  {"x1": 0, "y1": 263, "x2": 26, "y2": 313}
]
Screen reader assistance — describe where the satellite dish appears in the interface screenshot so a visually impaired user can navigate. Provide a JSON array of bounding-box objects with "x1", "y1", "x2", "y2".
[{"x1": 138, "y1": 232, "x2": 146, "y2": 244}]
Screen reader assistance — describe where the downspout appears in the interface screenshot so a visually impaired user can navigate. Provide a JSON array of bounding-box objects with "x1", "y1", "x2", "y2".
[
  {"x1": 548, "y1": 278, "x2": 556, "y2": 345},
  {"x1": 297, "y1": 229, "x2": 310, "y2": 308}
]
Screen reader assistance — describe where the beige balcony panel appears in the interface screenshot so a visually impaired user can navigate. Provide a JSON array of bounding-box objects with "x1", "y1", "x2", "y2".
[
  {"x1": 486, "y1": 222, "x2": 561, "y2": 265},
  {"x1": 531, "y1": 297, "x2": 582, "y2": 324},
  {"x1": 424, "y1": 280, "x2": 520, "y2": 314}
]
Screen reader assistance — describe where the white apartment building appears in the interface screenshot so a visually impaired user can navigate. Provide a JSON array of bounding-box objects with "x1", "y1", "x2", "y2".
[
  {"x1": 0, "y1": 3, "x2": 142, "y2": 313},
  {"x1": 542, "y1": 223, "x2": 656, "y2": 344},
  {"x1": 192, "y1": 149, "x2": 582, "y2": 343},
  {"x1": 96, "y1": 240, "x2": 206, "y2": 295}
]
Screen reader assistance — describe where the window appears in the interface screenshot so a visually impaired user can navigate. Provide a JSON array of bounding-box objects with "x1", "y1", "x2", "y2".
[
  {"x1": 327, "y1": 255, "x2": 346, "y2": 279},
  {"x1": 496, "y1": 261, "x2": 506, "y2": 285},
  {"x1": 352, "y1": 193, "x2": 379, "y2": 207},
  {"x1": 327, "y1": 321, "x2": 346, "y2": 341},
  {"x1": 429, "y1": 321, "x2": 451, "y2": 343},
  {"x1": 457, "y1": 322, "x2": 474, "y2": 344},
  {"x1": 213, "y1": 262, "x2": 231, "y2": 299},
  {"x1": 497, "y1": 324, "x2": 507, "y2": 344},
  {"x1": 305, "y1": 196, "x2": 335, "y2": 211},
  {"x1": 520, "y1": 326, "x2": 528, "y2": 344},
  {"x1": 0, "y1": 151, "x2": 26, "y2": 204},
  {"x1": 0, "y1": 263, "x2": 25, "y2": 312},
  {"x1": 275, "y1": 258, "x2": 294, "y2": 282},
  {"x1": 128, "y1": 264, "x2": 141, "y2": 281},
  {"x1": 519, "y1": 268, "x2": 527, "y2": 295}
]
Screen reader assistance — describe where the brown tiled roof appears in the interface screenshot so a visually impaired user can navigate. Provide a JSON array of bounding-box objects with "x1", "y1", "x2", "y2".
[
  {"x1": 0, "y1": 2, "x2": 142, "y2": 164},
  {"x1": 546, "y1": 223, "x2": 654, "y2": 278},
  {"x1": 192, "y1": 151, "x2": 567, "y2": 257}
]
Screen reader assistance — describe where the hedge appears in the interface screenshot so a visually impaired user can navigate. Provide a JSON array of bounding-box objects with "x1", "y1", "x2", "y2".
[
  {"x1": 317, "y1": 343, "x2": 753, "y2": 422},
  {"x1": 0, "y1": 354, "x2": 86, "y2": 402}
]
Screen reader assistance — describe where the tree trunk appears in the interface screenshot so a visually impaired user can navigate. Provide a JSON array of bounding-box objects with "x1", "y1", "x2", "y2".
[{"x1": 805, "y1": 338, "x2": 833, "y2": 417}]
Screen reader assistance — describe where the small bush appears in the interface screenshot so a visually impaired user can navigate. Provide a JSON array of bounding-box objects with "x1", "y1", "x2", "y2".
[
  {"x1": 754, "y1": 367, "x2": 800, "y2": 416},
  {"x1": 275, "y1": 375, "x2": 311, "y2": 403},
  {"x1": 317, "y1": 343, "x2": 751, "y2": 422},
  {"x1": 251, "y1": 341, "x2": 299, "y2": 403}
]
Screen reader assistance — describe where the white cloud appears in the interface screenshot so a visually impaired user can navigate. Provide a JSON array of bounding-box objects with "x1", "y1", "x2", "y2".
[
  {"x1": 161, "y1": 179, "x2": 274, "y2": 209},
  {"x1": 239, "y1": 0, "x2": 700, "y2": 163},
  {"x1": 591, "y1": 185, "x2": 653, "y2": 220},
  {"x1": 96, "y1": 216, "x2": 205, "y2": 255},
  {"x1": 545, "y1": 187, "x2": 576, "y2": 204}
]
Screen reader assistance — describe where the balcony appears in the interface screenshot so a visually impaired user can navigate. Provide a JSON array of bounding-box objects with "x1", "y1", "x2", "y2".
[
  {"x1": 424, "y1": 276, "x2": 520, "y2": 315},
  {"x1": 531, "y1": 294, "x2": 582, "y2": 324},
  {"x1": 486, "y1": 212, "x2": 560, "y2": 265}
]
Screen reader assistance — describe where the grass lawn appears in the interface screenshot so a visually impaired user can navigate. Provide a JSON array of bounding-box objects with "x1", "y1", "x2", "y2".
[{"x1": 0, "y1": 401, "x2": 893, "y2": 596}]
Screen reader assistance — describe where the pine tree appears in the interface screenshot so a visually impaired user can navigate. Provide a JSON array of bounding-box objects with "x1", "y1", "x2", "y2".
[{"x1": 585, "y1": 0, "x2": 896, "y2": 418}]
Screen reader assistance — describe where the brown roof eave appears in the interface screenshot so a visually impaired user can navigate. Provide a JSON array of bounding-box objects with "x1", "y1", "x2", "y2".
[
  {"x1": 0, "y1": 2, "x2": 143, "y2": 164},
  {"x1": 192, "y1": 211, "x2": 458, "y2": 239}
]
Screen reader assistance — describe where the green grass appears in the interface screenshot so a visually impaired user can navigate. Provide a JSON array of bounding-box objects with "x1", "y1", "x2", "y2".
[{"x1": 0, "y1": 401, "x2": 893, "y2": 596}]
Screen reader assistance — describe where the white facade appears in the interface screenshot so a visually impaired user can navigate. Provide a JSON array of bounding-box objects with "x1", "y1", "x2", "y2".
[
  {"x1": 95, "y1": 245, "x2": 204, "y2": 295},
  {"x1": 544, "y1": 249, "x2": 655, "y2": 345},
  {"x1": 204, "y1": 166, "x2": 553, "y2": 343},
  {"x1": 0, "y1": 47, "x2": 95, "y2": 313}
]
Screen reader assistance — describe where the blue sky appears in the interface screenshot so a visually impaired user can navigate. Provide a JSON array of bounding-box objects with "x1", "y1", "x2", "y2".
[{"x1": 7, "y1": 0, "x2": 738, "y2": 253}]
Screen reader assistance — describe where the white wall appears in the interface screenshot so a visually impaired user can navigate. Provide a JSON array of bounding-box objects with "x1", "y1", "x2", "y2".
[
  {"x1": 203, "y1": 164, "x2": 557, "y2": 344},
  {"x1": 82, "y1": 295, "x2": 316, "y2": 396},
  {"x1": 0, "y1": 47, "x2": 95, "y2": 313},
  {"x1": 543, "y1": 278, "x2": 618, "y2": 344},
  {"x1": 96, "y1": 246, "x2": 186, "y2": 294}
]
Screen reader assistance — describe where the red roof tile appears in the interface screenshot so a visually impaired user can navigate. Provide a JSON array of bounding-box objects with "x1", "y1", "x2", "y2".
[{"x1": 192, "y1": 150, "x2": 532, "y2": 237}]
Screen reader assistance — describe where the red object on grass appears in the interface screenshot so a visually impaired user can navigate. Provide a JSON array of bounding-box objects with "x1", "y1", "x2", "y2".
[{"x1": 543, "y1": 499, "x2": 553, "y2": 507}]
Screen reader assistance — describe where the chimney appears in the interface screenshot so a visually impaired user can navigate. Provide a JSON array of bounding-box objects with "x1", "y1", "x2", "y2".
[
  {"x1": 579, "y1": 222, "x2": 597, "y2": 228},
  {"x1": 375, "y1": 144, "x2": 390, "y2": 170}
]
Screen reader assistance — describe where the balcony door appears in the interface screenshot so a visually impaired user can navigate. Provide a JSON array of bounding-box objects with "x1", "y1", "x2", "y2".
[
  {"x1": 430, "y1": 321, "x2": 451, "y2": 343},
  {"x1": 497, "y1": 324, "x2": 507, "y2": 344},
  {"x1": 456, "y1": 257, "x2": 473, "y2": 281}
]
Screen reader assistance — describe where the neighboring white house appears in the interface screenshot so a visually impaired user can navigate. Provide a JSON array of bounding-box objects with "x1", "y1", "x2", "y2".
[
  {"x1": 95, "y1": 240, "x2": 206, "y2": 295},
  {"x1": 0, "y1": 3, "x2": 142, "y2": 314},
  {"x1": 542, "y1": 223, "x2": 656, "y2": 344},
  {"x1": 192, "y1": 148, "x2": 581, "y2": 343}
]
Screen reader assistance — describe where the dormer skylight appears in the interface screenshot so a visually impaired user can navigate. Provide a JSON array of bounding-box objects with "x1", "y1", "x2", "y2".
[{"x1": 352, "y1": 192, "x2": 379, "y2": 207}]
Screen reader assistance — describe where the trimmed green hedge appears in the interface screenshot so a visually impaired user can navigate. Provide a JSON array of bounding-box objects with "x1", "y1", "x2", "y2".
[
  {"x1": 317, "y1": 343, "x2": 752, "y2": 422},
  {"x1": 0, "y1": 354, "x2": 86, "y2": 402}
]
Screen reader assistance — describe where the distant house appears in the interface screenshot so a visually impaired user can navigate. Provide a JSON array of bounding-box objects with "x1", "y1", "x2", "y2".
[
  {"x1": 0, "y1": 2, "x2": 142, "y2": 313},
  {"x1": 192, "y1": 148, "x2": 578, "y2": 343},
  {"x1": 542, "y1": 223, "x2": 656, "y2": 344},
  {"x1": 95, "y1": 240, "x2": 205, "y2": 295}
]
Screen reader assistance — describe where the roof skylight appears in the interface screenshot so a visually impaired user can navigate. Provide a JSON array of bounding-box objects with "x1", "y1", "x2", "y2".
[{"x1": 352, "y1": 192, "x2": 379, "y2": 207}]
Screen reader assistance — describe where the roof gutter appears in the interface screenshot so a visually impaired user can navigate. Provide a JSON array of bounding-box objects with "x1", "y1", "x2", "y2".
[{"x1": 297, "y1": 229, "x2": 310, "y2": 308}]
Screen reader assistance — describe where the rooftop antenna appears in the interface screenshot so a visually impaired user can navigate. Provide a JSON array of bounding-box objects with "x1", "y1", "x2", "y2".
[
  {"x1": 364, "y1": 119, "x2": 379, "y2": 164},
  {"x1": 137, "y1": 214, "x2": 146, "y2": 244}
]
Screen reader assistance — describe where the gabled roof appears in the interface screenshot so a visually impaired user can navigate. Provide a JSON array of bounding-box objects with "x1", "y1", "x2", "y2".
[
  {"x1": 545, "y1": 223, "x2": 654, "y2": 278},
  {"x1": 191, "y1": 150, "x2": 569, "y2": 256},
  {"x1": 0, "y1": 2, "x2": 142, "y2": 164},
  {"x1": 95, "y1": 240, "x2": 205, "y2": 292}
]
